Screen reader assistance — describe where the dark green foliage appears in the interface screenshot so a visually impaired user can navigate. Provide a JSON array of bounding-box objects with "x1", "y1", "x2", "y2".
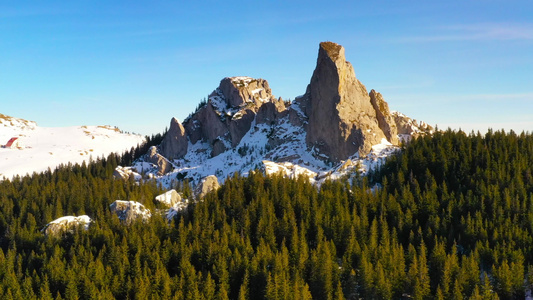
[
  {"x1": 0, "y1": 129, "x2": 532, "y2": 299},
  {"x1": 120, "y1": 131, "x2": 165, "y2": 167}
]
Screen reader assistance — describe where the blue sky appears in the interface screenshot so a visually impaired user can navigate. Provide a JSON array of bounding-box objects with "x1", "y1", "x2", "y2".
[{"x1": 1, "y1": 1, "x2": 532, "y2": 135}]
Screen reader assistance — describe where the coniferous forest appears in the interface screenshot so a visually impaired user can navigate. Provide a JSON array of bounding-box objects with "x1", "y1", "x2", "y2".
[{"x1": 0, "y1": 129, "x2": 533, "y2": 299}]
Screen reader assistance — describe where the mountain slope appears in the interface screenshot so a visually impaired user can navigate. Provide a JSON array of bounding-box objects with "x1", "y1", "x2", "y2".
[
  {"x1": 122, "y1": 42, "x2": 431, "y2": 187},
  {"x1": 0, "y1": 113, "x2": 145, "y2": 179}
]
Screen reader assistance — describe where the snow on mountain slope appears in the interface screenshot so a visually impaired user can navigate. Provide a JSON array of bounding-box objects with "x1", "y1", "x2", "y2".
[
  {"x1": 128, "y1": 114, "x2": 398, "y2": 188},
  {"x1": 0, "y1": 114, "x2": 145, "y2": 179}
]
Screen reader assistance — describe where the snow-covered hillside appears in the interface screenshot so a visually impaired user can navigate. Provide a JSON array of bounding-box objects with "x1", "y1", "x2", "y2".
[
  {"x1": 0, "y1": 114, "x2": 145, "y2": 179},
  {"x1": 127, "y1": 114, "x2": 401, "y2": 188}
]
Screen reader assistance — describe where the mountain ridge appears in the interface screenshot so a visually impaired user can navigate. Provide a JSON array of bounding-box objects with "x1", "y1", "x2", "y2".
[{"x1": 124, "y1": 41, "x2": 432, "y2": 186}]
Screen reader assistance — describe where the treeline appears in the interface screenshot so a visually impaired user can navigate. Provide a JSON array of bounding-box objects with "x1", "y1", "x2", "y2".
[
  {"x1": 120, "y1": 131, "x2": 166, "y2": 166},
  {"x1": 0, "y1": 129, "x2": 532, "y2": 299}
]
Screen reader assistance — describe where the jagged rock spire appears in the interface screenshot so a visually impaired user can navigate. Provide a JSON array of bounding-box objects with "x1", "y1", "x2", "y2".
[
  {"x1": 150, "y1": 41, "x2": 432, "y2": 179},
  {"x1": 297, "y1": 41, "x2": 388, "y2": 161}
]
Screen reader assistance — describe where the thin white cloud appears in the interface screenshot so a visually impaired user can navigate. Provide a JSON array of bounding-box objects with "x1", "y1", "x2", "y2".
[{"x1": 398, "y1": 22, "x2": 533, "y2": 42}]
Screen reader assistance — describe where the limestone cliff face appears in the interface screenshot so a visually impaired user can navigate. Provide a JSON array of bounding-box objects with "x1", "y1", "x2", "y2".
[
  {"x1": 181, "y1": 76, "x2": 286, "y2": 157},
  {"x1": 161, "y1": 78, "x2": 286, "y2": 160},
  {"x1": 160, "y1": 118, "x2": 188, "y2": 159},
  {"x1": 297, "y1": 42, "x2": 388, "y2": 161},
  {"x1": 369, "y1": 90, "x2": 398, "y2": 145},
  {"x1": 145, "y1": 41, "x2": 432, "y2": 178}
]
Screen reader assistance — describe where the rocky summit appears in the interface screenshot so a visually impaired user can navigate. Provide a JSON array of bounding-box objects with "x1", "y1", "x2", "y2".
[
  {"x1": 125, "y1": 41, "x2": 432, "y2": 186},
  {"x1": 297, "y1": 41, "x2": 389, "y2": 160},
  {"x1": 164, "y1": 76, "x2": 287, "y2": 158}
]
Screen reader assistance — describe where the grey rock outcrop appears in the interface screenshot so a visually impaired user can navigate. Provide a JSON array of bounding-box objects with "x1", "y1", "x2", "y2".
[
  {"x1": 113, "y1": 166, "x2": 141, "y2": 181},
  {"x1": 155, "y1": 189, "x2": 182, "y2": 207},
  {"x1": 296, "y1": 41, "x2": 388, "y2": 161},
  {"x1": 194, "y1": 175, "x2": 220, "y2": 199},
  {"x1": 218, "y1": 77, "x2": 276, "y2": 107},
  {"x1": 183, "y1": 76, "x2": 287, "y2": 157},
  {"x1": 160, "y1": 118, "x2": 188, "y2": 159},
  {"x1": 146, "y1": 146, "x2": 172, "y2": 175},
  {"x1": 110, "y1": 200, "x2": 152, "y2": 224},
  {"x1": 186, "y1": 103, "x2": 228, "y2": 145},
  {"x1": 42, "y1": 215, "x2": 92, "y2": 236},
  {"x1": 255, "y1": 98, "x2": 287, "y2": 124},
  {"x1": 369, "y1": 90, "x2": 398, "y2": 145},
  {"x1": 392, "y1": 111, "x2": 433, "y2": 137},
  {"x1": 126, "y1": 41, "x2": 433, "y2": 183},
  {"x1": 113, "y1": 167, "x2": 131, "y2": 180}
]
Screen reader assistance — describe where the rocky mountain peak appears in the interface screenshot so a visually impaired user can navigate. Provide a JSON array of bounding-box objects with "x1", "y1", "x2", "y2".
[
  {"x1": 161, "y1": 76, "x2": 287, "y2": 159},
  {"x1": 132, "y1": 41, "x2": 432, "y2": 186},
  {"x1": 319, "y1": 41, "x2": 345, "y2": 67},
  {"x1": 216, "y1": 76, "x2": 276, "y2": 109},
  {"x1": 297, "y1": 41, "x2": 387, "y2": 161}
]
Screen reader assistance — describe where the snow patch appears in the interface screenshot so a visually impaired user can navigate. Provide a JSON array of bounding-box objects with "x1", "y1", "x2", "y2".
[
  {"x1": 42, "y1": 215, "x2": 92, "y2": 235},
  {"x1": 0, "y1": 117, "x2": 144, "y2": 180}
]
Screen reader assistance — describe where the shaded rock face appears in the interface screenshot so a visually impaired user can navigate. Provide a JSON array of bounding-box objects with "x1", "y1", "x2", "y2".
[
  {"x1": 110, "y1": 200, "x2": 151, "y2": 224},
  {"x1": 146, "y1": 146, "x2": 172, "y2": 175},
  {"x1": 256, "y1": 99, "x2": 287, "y2": 125},
  {"x1": 194, "y1": 175, "x2": 220, "y2": 199},
  {"x1": 369, "y1": 90, "x2": 398, "y2": 145},
  {"x1": 160, "y1": 118, "x2": 188, "y2": 159},
  {"x1": 297, "y1": 41, "x2": 388, "y2": 161},
  {"x1": 42, "y1": 215, "x2": 92, "y2": 236}
]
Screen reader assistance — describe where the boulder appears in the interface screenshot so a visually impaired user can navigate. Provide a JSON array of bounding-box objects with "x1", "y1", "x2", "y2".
[
  {"x1": 155, "y1": 189, "x2": 182, "y2": 208},
  {"x1": 297, "y1": 41, "x2": 388, "y2": 161},
  {"x1": 194, "y1": 175, "x2": 220, "y2": 199},
  {"x1": 113, "y1": 166, "x2": 142, "y2": 181},
  {"x1": 113, "y1": 166, "x2": 130, "y2": 180},
  {"x1": 160, "y1": 118, "x2": 188, "y2": 159},
  {"x1": 42, "y1": 215, "x2": 92, "y2": 236},
  {"x1": 146, "y1": 146, "x2": 172, "y2": 175},
  {"x1": 110, "y1": 200, "x2": 152, "y2": 224}
]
